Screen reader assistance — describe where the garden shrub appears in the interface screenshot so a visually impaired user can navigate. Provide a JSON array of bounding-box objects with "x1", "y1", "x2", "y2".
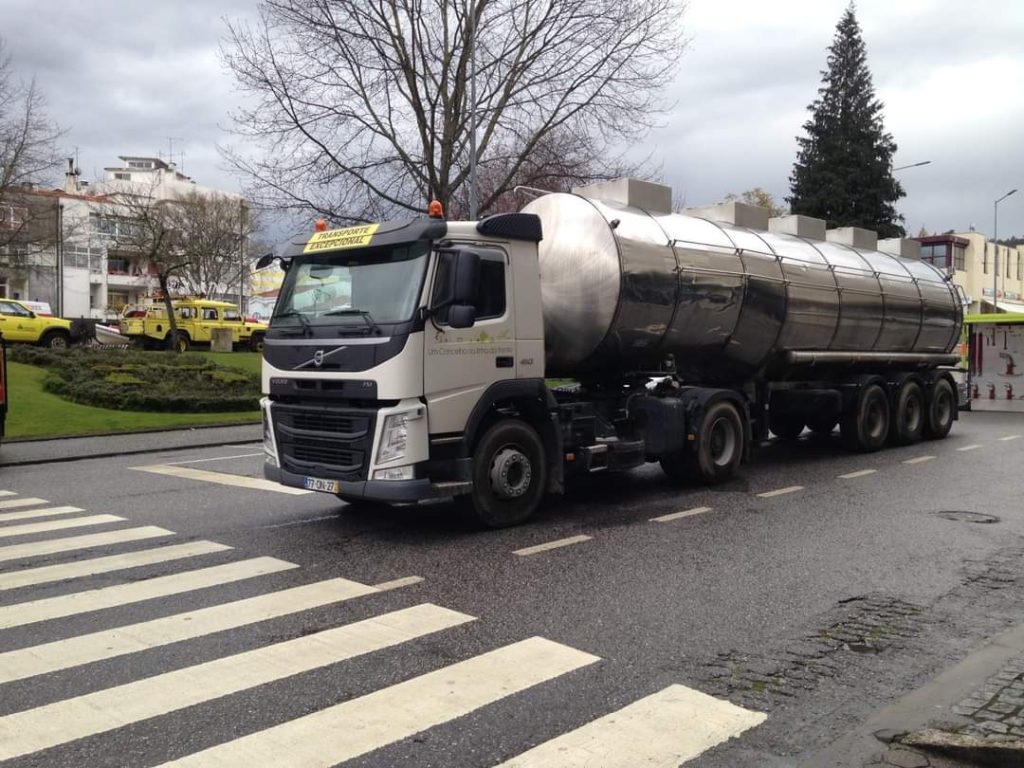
[{"x1": 9, "y1": 346, "x2": 260, "y2": 412}]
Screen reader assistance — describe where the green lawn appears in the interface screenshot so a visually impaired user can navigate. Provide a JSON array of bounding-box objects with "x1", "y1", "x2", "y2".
[
  {"x1": 3, "y1": 362, "x2": 260, "y2": 441},
  {"x1": 197, "y1": 351, "x2": 263, "y2": 375}
]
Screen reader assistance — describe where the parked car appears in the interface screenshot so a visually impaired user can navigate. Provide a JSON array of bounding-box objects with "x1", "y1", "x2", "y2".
[
  {"x1": 119, "y1": 297, "x2": 268, "y2": 352},
  {"x1": 0, "y1": 299, "x2": 74, "y2": 348}
]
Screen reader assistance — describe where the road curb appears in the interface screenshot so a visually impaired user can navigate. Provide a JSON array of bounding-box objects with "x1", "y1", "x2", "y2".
[
  {"x1": 3, "y1": 420, "x2": 260, "y2": 444},
  {"x1": 0, "y1": 438, "x2": 262, "y2": 468},
  {"x1": 803, "y1": 621, "x2": 1024, "y2": 767}
]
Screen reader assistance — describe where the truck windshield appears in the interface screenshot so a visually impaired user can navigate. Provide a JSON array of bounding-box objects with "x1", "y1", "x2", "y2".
[{"x1": 272, "y1": 240, "x2": 429, "y2": 330}]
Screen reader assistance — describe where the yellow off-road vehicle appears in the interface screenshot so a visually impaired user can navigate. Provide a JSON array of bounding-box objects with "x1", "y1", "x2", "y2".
[
  {"x1": 0, "y1": 300, "x2": 73, "y2": 348},
  {"x1": 120, "y1": 298, "x2": 268, "y2": 352}
]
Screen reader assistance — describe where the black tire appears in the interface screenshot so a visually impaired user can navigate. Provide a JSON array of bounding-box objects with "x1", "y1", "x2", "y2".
[
  {"x1": 459, "y1": 419, "x2": 546, "y2": 528},
  {"x1": 769, "y1": 412, "x2": 805, "y2": 440},
  {"x1": 841, "y1": 383, "x2": 890, "y2": 452},
  {"x1": 890, "y1": 380, "x2": 925, "y2": 445},
  {"x1": 924, "y1": 377, "x2": 956, "y2": 440},
  {"x1": 250, "y1": 333, "x2": 265, "y2": 353},
  {"x1": 806, "y1": 414, "x2": 838, "y2": 435},
  {"x1": 39, "y1": 330, "x2": 69, "y2": 349},
  {"x1": 661, "y1": 400, "x2": 744, "y2": 485},
  {"x1": 167, "y1": 332, "x2": 190, "y2": 353}
]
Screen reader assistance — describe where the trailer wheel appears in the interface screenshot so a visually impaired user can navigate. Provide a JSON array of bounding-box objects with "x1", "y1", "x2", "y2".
[
  {"x1": 891, "y1": 380, "x2": 925, "y2": 445},
  {"x1": 662, "y1": 400, "x2": 744, "y2": 485},
  {"x1": 924, "y1": 378, "x2": 956, "y2": 440},
  {"x1": 769, "y1": 413, "x2": 805, "y2": 440},
  {"x1": 459, "y1": 419, "x2": 546, "y2": 528},
  {"x1": 841, "y1": 383, "x2": 890, "y2": 452}
]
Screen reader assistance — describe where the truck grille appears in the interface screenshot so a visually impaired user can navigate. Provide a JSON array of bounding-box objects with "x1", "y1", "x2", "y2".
[{"x1": 272, "y1": 404, "x2": 376, "y2": 481}]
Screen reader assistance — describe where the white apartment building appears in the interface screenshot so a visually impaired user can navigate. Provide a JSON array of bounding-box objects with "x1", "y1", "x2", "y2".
[{"x1": 3, "y1": 155, "x2": 246, "y2": 320}]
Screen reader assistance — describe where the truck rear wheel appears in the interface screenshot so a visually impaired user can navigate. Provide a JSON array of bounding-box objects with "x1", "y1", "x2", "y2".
[
  {"x1": 841, "y1": 383, "x2": 890, "y2": 452},
  {"x1": 890, "y1": 380, "x2": 925, "y2": 445},
  {"x1": 459, "y1": 419, "x2": 546, "y2": 528},
  {"x1": 167, "y1": 332, "x2": 190, "y2": 353},
  {"x1": 661, "y1": 400, "x2": 744, "y2": 485},
  {"x1": 924, "y1": 378, "x2": 956, "y2": 440}
]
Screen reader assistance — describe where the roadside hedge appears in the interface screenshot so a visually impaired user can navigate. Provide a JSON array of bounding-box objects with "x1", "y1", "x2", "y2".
[{"x1": 8, "y1": 347, "x2": 261, "y2": 412}]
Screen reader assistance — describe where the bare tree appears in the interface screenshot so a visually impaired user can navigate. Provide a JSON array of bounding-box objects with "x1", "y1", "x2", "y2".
[
  {"x1": 168, "y1": 190, "x2": 255, "y2": 299},
  {"x1": 0, "y1": 38, "x2": 63, "y2": 251},
  {"x1": 222, "y1": 0, "x2": 686, "y2": 222}
]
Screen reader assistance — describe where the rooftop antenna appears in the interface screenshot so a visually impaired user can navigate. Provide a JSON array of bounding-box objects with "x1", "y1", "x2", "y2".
[{"x1": 166, "y1": 137, "x2": 184, "y2": 165}]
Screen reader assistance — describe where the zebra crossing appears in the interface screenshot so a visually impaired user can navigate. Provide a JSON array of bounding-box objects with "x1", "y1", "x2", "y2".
[{"x1": 0, "y1": 488, "x2": 766, "y2": 767}]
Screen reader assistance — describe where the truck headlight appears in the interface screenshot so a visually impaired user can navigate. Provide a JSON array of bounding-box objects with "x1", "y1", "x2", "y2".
[{"x1": 376, "y1": 413, "x2": 408, "y2": 464}]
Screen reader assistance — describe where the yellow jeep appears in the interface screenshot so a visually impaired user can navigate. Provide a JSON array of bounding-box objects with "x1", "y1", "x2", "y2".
[
  {"x1": 120, "y1": 298, "x2": 268, "y2": 352},
  {"x1": 0, "y1": 300, "x2": 73, "y2": 348}
]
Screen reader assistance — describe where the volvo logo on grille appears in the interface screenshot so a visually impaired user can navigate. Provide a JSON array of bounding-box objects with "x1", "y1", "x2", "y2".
[{"x1": 295, "y1": 345, "x2": 348, "y2": 370}]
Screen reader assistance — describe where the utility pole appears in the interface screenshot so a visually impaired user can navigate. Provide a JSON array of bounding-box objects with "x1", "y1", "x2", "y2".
[
  {"x1": 994, "y1": 189, "x2": 1017, "y2": 313},
  {"x1": 467, "y1": 0, "x2": 478, "y2": 220},
  {"x1": 238, "y1": 199, "x2": 247, "y2": 313}
]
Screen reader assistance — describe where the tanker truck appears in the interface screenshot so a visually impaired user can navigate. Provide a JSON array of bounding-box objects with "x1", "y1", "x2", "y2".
[{"x1": 258, "y1": 179, "x2": 962, "y2": 527}]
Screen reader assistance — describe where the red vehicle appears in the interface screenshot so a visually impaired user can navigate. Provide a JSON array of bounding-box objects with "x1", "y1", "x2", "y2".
[{"x1": 0, "y1": 333, "x2": 7, "y2": 446}]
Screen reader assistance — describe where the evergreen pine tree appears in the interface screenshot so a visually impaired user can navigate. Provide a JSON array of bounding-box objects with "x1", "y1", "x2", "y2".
[{"x1": 788, "y1": 5, "x2": 905, "y2": 238}]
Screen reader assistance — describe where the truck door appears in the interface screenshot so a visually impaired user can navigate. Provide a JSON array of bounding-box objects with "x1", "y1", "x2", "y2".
[
  {"x1": 0, "y1": 301, "x2": 34, "y2": 342},
  {"x1": 194, "y1": 307, "x2": 219, "y2": 343},
  {"x1": 423, "y1": 247, "x2": 515, "y2": 436}
]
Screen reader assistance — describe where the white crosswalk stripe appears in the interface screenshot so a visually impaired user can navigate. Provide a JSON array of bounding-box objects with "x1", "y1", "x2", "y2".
[
  {"x1": 0, "y1": 505, "x2": 84, "y2": 523},
  {"x1": 157, "y1": 637, "x2": 601, "y2": 768},
  {"x1": 0, "y1": 525, "x2": 174, "y2": 564},
  {"x1": 0, "y1": 540, "x2": 232, "y2": 591},
  {"x1": 0, "y1": 514, "x2": 125, "y2": 539},
  {"x1": 0, "y1": 490, "x2": 17, "y2": 497},
  {"x1": 0, "y1": 497, "x2": 49, "y2": 510},
  {"x1": 132, "y1": 464, "x2": 311, "y2": 495},
  {"x1": 0, "y1": 576, "x2": 383, "y2": 683},
  {"x1": 494, "y1": 684, "x2": 766, "y2": 767},
  {"x1": 0, "y1": 557, "x2": 296, "y2": 629},
  {"x1": 0, "y1": 603, "x2": 475, "y2": 761}
]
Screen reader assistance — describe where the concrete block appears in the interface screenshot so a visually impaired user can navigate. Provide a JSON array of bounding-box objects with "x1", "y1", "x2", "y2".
[
  {"x1": 573, "y1": 178, "x2": 672, "y2": 214},
  {"x1": 684, "y1": 201, "x2": 770, "y2": 231},
  {"x1": 879, "y1": 238, "x2": 923, "y2": 260},
  {"x1": 769, "y1": 214, "x2": 827, "y2": 241},
  {"x1": 827, "y1": 226, "x2": 878, "y2": 250}
]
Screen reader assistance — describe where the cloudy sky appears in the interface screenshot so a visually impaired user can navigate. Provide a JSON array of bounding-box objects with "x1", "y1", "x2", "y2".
[{"x1": 3, "y1": 0, "x2": 1023, "y2": 238}]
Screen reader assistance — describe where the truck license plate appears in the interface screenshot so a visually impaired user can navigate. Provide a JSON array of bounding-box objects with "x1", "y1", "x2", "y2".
[{"x1": 303, "y1": 476, "x2": 340, "y2": 493}]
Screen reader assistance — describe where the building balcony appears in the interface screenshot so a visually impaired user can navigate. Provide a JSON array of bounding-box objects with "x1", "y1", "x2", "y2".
[{"x1": 106, "y1": 270, "x2": 156, "y2": 288}]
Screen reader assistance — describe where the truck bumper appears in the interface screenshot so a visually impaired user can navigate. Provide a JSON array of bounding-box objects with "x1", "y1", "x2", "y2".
[{"x1": 263, "y1": 462, "x2": 462, "y2": 503}]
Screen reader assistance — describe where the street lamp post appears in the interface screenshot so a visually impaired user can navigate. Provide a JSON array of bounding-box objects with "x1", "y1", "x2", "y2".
[
  {"x1": 994, "y1": 189, "x2": 1018, "y2": 313},
  {"x1": 466, "y1": 0, "x2": 478, "y2": 220}
]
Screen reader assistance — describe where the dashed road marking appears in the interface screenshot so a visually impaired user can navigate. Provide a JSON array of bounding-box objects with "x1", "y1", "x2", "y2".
[
  {"x1": 494, "y1": 684, "x2": 766, "y2": 767},
  {"x1": 0, "y1": 491, "x2": 16, "y2": 497},
  {"x1": 756, "y1": 485, "x2": 803, "y2": 498},
  {"x1": 514, "y1": 535, "x2": 592, "y2": 557},
  {"x1": 0, "y1": 526, "x2": 173, "y2": 565},
  {"x1": 372, "y1": 575, "x2": 424, "y2": 591},
  {"x1": 0, "y1": 540, "x2": 231, "y2": 591},
  {"x1": 0, "y1": 604, "x2": 475, "y2": 762},
  {"x1": 838, "y1": 469, "x2": 877, "y2": 479},
  {"x1": 957, "y1": 444, "x2": 982, "y2": 452},
  {"x1": 0, "y1": 514, "x2": 124, "y2": 540},
  {"x1": 0, "y1": 576, "x2": 388, "y2": 684},
  {"x1": 0, "y1": 505, "x2": 84, "y2": 523},
  {"x1": 651, "y1": 506, "x2": 712, "y2": 523},
  {"x1": 999, "y1": 435, "x2": 1022, "y2": 442},
  {"x1": 131, "y1": 464, "x2": 311, "y2": 495},
  {"x1": 903, "y1": 455, "x2": 936, "y2": 465},
  {"x1": 0, "y1": 497, "x2": 49, "y2": 510},
  {"x1": 0, "y1": 557, "x2": 296, "y2": 630},
  {"x1": 156, "y1": 637, "x2": 600, "y2": 768}
]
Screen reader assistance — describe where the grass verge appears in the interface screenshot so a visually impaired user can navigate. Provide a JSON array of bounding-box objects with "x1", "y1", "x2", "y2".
[{"x1": 4, "y1": 362, "x2": 259, "y2": 441}]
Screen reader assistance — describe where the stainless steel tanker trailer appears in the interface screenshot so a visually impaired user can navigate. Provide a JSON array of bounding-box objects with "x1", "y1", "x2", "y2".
[{"x1": 259, "y1": 178, "x2": 962, "y2": 527}]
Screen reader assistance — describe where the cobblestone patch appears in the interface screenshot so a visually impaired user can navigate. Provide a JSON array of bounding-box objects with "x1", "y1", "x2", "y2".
[
  {"x1": 961, "y1": 549, "x2": 1024, "y2": 591},
  {"x1": 953, "y1": 654, "x2": 1024, "y2": 741},
  {"x1": 697, "y1": 594, "x2": 927, "y2": 707}
]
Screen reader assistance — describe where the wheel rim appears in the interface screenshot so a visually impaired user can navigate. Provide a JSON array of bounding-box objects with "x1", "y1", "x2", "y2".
[
  {"x1": 50, "y1": 336, "x2": 67, "y2": 349},
  {"x1": 489, "y1": 446, "x2": 533, "y2": 499},
  {"x1": 708, "y1": 416, "x2": 737, "y2": 468}
]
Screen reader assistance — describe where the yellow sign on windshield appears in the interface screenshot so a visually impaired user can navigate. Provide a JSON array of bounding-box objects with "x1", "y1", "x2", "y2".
[{"x1": 303, "y1": 223, "x2": 380, "y2": 253}]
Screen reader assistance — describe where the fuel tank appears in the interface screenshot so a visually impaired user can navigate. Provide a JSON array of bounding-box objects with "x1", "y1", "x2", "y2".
[{"x1": 522, "y1": 188, "x2": 961, "y2": 382}]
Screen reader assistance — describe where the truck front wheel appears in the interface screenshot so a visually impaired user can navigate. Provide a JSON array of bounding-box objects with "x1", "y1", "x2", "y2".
[
  {"x1": 460, "y1": 419, "x2": 547, "y2": 528},
  {"x1": 39, "y1": 330, "x2": 69, "y2": 349}
]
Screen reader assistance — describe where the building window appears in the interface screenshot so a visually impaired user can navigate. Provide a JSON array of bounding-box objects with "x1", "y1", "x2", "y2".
[
  {"x1": 107, "y1": 257, "x2": 130, "y2": 274},
  {"x1": 108, "y1": 291, "x2": 129, "y2": 311},
  {"x1": 983, "y1": 245, "x2": 989, "y2": 274},
  {"x1": 1018, "y1": 254, "x2": 1022, "y2": 281},
  {"x1": 114, "y1": 172, "x2": 131, "y2": 181},
  {"x1": 0, "y1": 204, "x2": 27, "y2": 230},
  {"x1": 954, "y1": 245, "x2": 966, "y2": 272},
  {"x1": 127, "y1": 160, "x2": 153, "y2": 169}
]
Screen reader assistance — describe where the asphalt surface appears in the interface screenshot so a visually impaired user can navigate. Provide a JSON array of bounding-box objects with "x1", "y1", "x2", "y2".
[{"x1": 1, "y1": 411, "x2": 1023, "y2": 767}]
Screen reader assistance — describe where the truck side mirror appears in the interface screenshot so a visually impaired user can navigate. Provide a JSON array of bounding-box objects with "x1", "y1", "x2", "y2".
[
  {"x1": 451, "y1": 250, "x2": 480, "y2": 305},
  {"x1": 448, "y1": 304, "x2": 476, "y2": 329}
]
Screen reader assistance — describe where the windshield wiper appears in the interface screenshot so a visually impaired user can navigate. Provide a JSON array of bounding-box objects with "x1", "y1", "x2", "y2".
[
  {"x1": 322, "y1": 308, "x2": 381, "y2": 335},
  {"x1": 273, "y1": 310, "x2": 312, "y2": 337}
]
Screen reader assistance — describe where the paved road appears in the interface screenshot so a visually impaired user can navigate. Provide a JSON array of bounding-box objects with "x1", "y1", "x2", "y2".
[{"x1": 1, "y1": 412, "x2": 1023, "y2": 767}]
